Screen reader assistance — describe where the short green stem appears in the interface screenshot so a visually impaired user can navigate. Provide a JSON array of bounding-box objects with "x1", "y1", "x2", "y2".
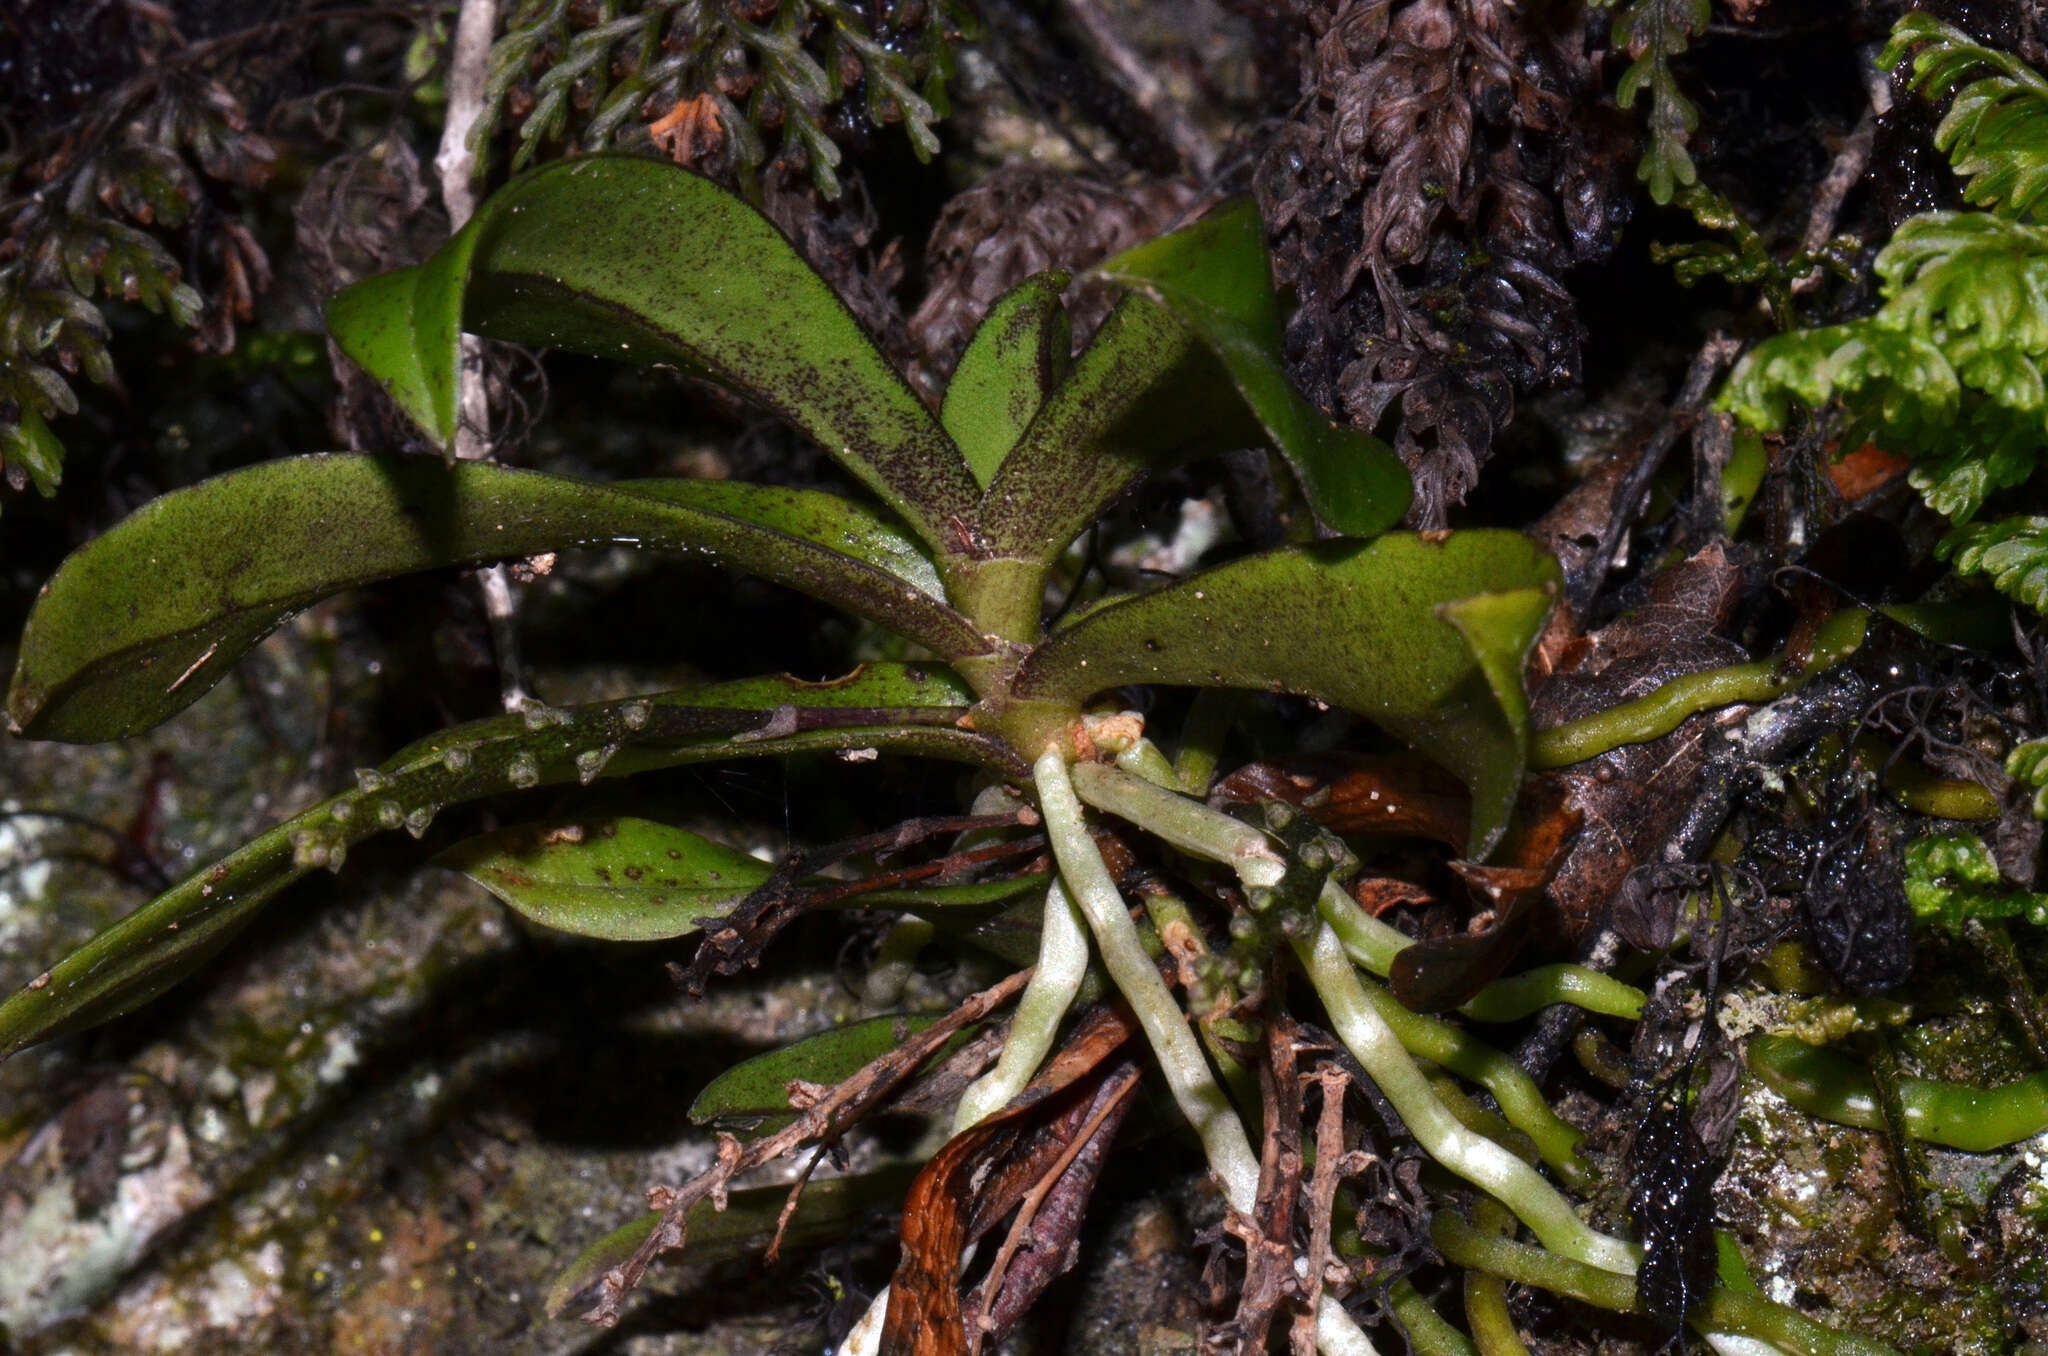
[
  {"x1": 953, "y1": 877, "x2": 1089, "y2": 1131},
  {"x1": 1531, "y1": 610, "x2": 1868, "y2": 768},
  {"x1": 1390, "y1": 1277, "x2": 1480, "y2": 1356},
  {"x1": 1292, "y1": 916, "x2": 1636, "y2": 1273},
  {"x1": 1034, "y1": 749, "x2": 1264, "y2": 1205},
  {"x1": 1431, "y1": 1212, "x2": 1901, "y2": 1356},
  {"x1": 1747, "y1": 1033, "x2": 2048, "y2": 1151}
]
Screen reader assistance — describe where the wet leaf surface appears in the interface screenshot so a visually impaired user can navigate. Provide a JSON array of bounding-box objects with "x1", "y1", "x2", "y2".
[
  {"x1": 1093, "y1": 198, "x2": 1412, "y2": 536},
  {"x1": 436, "y1": 816, "x2": 772, "y2": 942},
  {"x1": 327, "y1": 156, "x2": 980, "y2": 548},
  {"x1": 5, "y1": 456, "x2": 984, "y2": 743},
  {"x1": 1019, "y1": 533, "x2": 1558, "y2": 856}
]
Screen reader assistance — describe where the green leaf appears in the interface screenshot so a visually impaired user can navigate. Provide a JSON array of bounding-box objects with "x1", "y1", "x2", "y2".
[
  {"x1": 689, "y1": 1013, "x2": 953, "y2": 1134},
  {"x1": 1905, "y1": 831, "x2": 2048, "y2": 927},
  {"x1": 321, "y1": 234, "x2": 476, "y2": 452},
  {"x1": 0, "y1": 665, "x2": 1018, "y2": 1064},
  {"x1": 545, "y1": 1165, "x2": 921, "y2": 1317},
  {"x1": 326, "y1": 156, "x2": 980, "y2": 552},
  {"x1": 1015, "y1": 532, "x2": 1559, "y2": 857},
  {"x1": 859, "y1": 873, "x2": 1049, "y2": 909},
  {"x1": 1092, "y1": 199, "x2": 1412, "y2": 536},
  {"x1": 975, "y1": 291, "x2": 1249, "y2": 567},
  {"x1": 615, "y1": 476, "x2": 945, "y2": 602},
  {"x1": 440, "y1": 807, "x2": 1046, "y2": 941},
  {"x1": 1942, "y1": 514, "x2": 2048, "y2": 613},
  {"x1": 942, "y1": 271, "x2": 1071, "y2": 488},
  {"x1": 436, "y1": 817, "x2": 773, "y2": 941},
  {"x1": 5, "y1": 454, "x2": 986, "y2": 743},
  {"x1": 2009, "y1": 736, "x2": 2048, "y2": 818},
  {"x1": 1, "y1": 402, "x2": 65, "y2": 498}
]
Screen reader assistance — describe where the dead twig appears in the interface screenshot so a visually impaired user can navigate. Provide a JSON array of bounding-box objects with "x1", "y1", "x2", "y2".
[
  {"x1": 1213, "y1": 998, "x2": 1305, "y2": 1354},
  {"x1": 1569, "y1": 335, "x2": 1743, "y2": 619},
  {"x1": 584, "y1": 966, "x2": 1033, "y2": 1325},
  {"x1": 1294, "y1": 1063, "x2": 1352, "y2": 1356}
]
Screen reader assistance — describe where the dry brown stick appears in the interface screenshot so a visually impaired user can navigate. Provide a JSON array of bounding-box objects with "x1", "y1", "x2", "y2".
[
  {"x1": 1060, "y1": 0, "x2": 1218, "y2": 177},
  {"x1": 586, "y1": 966, "x2": 1033, "y2": 1325},
  {"x1": 966, "y1": 1061, "x2": 1142, "y2": 1353},
  {"x1": 434, "y1": 0, "x2": 532, "y2": 709},
  {"x1": 1294, "y1": 1064, "x2": 1352, "y2": 1356},
  {"x1": 1218, "y1": 999, "x2": 1305, "y2": 1354},
  {"x1": 1569, "y1": 334, "x2": 1743, "y2": 617}
]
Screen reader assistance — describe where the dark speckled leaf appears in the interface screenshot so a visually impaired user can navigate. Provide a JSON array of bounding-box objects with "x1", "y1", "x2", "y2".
[
  {"x1": 1093, "y1": 198, "x2": 1412, "y2": 537},
  {"x1": 942, "y1": 271, "x2": 1071, "y2": 488},
  {"x1": 0, "y1": 665, "x2": 1013, "y2": 1063},
  {"x1": 975, "y1": 291, "x2": 1253, "y2": 567},
  {"x1": 4, "y1": 454, "x2": 983, "y2": 743},
  {"x1": 689, "y1": 1014, "x2": 951, "y2": 1135},
  {"x1": 327, "y1": 156, "x2": 979, "y2": 554},
  {"x1": 1015, "y1": 533, "x2": 1559, "y2": 856},
  {"x1": 436, "y1": 817, "x2": 773, "y2": 941}
]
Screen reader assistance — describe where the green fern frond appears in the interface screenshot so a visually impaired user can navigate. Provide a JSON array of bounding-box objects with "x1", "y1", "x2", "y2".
[
  {"x1": 1598, "y1": 0, "x2": 1711, "y2": 204},
  {"x1": 2008, "y1": 739, "x2": 2048, "y2": 819},
  {"x1": 476, "y1": 0, "x2": 969, "y2": 198},
  {"x1": 1722, "y1": 210, "x2": 2048, "y2": 521},
  {"x1": 1941, "y1": 516, "x2": 2048, "y2": 613},
  {"x1": 1885, "y1": 13, "x2": 2048, "y2": 220}
]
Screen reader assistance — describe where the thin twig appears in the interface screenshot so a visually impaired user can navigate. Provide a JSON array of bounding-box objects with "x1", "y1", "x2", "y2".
[
  {"x1": 1060, "y1": 0, "x2": 1218, "y2": 177},
  {"x1": 1294, "y1": 1064, "x2": 1351, "y2": 1356},
  {"x1": 435, "y1": 0, "x2": 530, "y2": 709},
  {"x1": 587, "y1": 966, "x2": 1033, "y2": 1325},
  {"x1": 1569, "y1": 335, "x2": 1743, "y2": 618}
]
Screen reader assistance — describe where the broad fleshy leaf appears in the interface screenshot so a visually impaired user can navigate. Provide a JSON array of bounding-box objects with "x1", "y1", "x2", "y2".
[
  {"x1": 976, "y1": 291, "x2": 1257, "y2": 566},
  {"x1": 1015, "y1": 533, "x2": 1559, "y2": 856},
  {"x1": 441, "y1": 813, "x2": 1048, "y2": 942},
  {"x1": 0, "y1": 665, "x2": 1016, "y2": 1063},
  {"x1": 326, "y1": 156, "x2": 980, "y2": 552},
  {"x1": 5, "y1": 454, "x2": 984, "y2": 743},
  {"x1": 1092, "y1": 198, "x2": 1412, "y2": 536},
  {"x1": 437, "y1": 817, "x2": 773, "y2": 941},
  {"x1": 689, "y1": 1013, "x2": 955, "y2": 1135},
  {"x1": 545, "y1": 1165, "x2": 921, "y2": 1317},
  {"x1": 942, "y1": 271, "x2": 1071, "y2": 488}
]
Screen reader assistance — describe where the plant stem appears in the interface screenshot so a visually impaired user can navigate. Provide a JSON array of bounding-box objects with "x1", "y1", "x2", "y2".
[
  {"x1": 436, "y1": 0, "x2": 530, "y2": 711},
  {"x1": 1314, "y1": 879, "x2": 1645, "y2": 1022},
  {"x1": 1355, "y1": 955, "x2": 1589, "y2": 1187},
  {"x1": 1747, "y1": 1033, "x2": 2048, "y2": 1150},
  {"x1": 1073, "y1": 763, "x2": 1646, "y2": 1024},
  {"x1": 1431, "y1": 1212, "x2": 1902, "y2": 1356},
  {"x1": 1140, "y1": 885, "x2": 1260, "y2": 1118},
  {"x1": 1035, "y1": 749, "x2": 1263, "y2": 1199},
  {"x1": 1530, "y1": 610, "x2": 1869, "y2": 768},
  {"x1": 1390, "y1": 1277, "x2": 1480, "y2": 1356},
  {"x1": 1034, "y1": 750, "x2": 1390, "y2": 1356},
  {"x1": 1290, "y1": 915, "x2": 1638, "y2": 1274},
  {"x1": 953, "y1": 877, "x2": 1089, "y2": 1130},
  {"x1": 1070, "y1": 763, "x2": 1603, "y2": 1183},
  {"x1": 1070, "y1": 759, "x2": 1286, "y2": 888},
  {"x1": 1464, "y1": 1199, "x2": 1532, "y2": 1356}
]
